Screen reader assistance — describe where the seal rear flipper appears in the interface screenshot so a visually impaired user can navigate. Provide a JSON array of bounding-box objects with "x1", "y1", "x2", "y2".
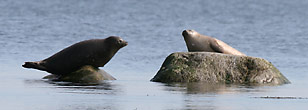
[{"x1": 22, "y1": 61, "x2": 48, "y2": 71}]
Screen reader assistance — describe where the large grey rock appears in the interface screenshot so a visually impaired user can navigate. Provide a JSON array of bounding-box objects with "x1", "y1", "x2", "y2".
[
  {"x1": 151, "y1": 52, "x2": 290, "y2": 85},
  {"x1": 43, "y1": 65, "x2": 116, "y2": 83}
]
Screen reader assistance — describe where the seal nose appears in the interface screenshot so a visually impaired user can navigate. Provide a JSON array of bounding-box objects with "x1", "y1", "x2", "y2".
[
  {"x1": 182, "y1": 30, "x2": 187, "y2": 35},
  {"x1": 122, "y1": 40, "x2": 128, "y2": 47},
  {"x1": 124, "y1": 41, "x2": 128, "y2": 46},
  {"x1": 182, "y1": 30, "x2": 190, "y2": 37}
]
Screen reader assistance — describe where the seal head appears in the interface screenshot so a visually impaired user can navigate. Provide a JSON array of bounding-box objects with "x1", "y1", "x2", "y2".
[{"x1": 105, "y1": 36, "x2": 128, "y2": 49}]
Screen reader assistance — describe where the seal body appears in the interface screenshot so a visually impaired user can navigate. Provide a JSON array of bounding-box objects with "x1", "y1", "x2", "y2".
[
  {"x1": 22, "y1": 36, "x2": 128, "y2": 75},
  {"x1": 182, "y1": 30, "x2": 245, "y2": 56}
]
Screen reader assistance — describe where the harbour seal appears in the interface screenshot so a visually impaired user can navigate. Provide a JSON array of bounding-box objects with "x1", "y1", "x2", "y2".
[
  {"x1": 182, "y1": 30, "x2": 245, "y2": 56},
  {"x1": 22, "y1": 36, "x2": 128, "y2": 75}
]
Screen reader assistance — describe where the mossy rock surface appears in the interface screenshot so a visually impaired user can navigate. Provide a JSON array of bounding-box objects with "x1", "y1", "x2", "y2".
[
  {"x1": 43, "y1": 65, "x2": 116, "y2": 83},
  {"x1": 151, "y1": 52, "x2": 290, "y2": 85}
]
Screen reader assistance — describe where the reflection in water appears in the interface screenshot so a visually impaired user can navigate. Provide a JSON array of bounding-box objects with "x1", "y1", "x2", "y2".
[
  {"x1": 183, "y1": 97, "x2": 216, "y2": 110},
  {"x1": 163, "y1": 82, "x2": 267, "y2": 94},
  {"x1": 58, "y1": 104, "x2": 118, "y2": 110},
  {"x1": 24, "y1": 79, "x2": 120, "y2": 95},
  {"x1": 162, "y1": 83, "x2": 271, "y2": 110},
  {"x1": 52, "y1": 81, "x2": 116, "y2": 94},
  {"x1": 23, "y1": 79, "x2": 121, "y2": 110},
  {"x1": 186, "y1": 83, "x2": 230, "y2": 94}
]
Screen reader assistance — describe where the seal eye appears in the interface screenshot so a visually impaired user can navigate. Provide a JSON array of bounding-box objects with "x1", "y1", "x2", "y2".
[
  {"x1": 189, "y1": 30, "x2": 194, "y2": 34},
  {"x1": 117, "y1": 39, "x2": 124, "y2": 45},
  {"x1": 118, "y1": 39, "x2": 123, "y2": 43}
]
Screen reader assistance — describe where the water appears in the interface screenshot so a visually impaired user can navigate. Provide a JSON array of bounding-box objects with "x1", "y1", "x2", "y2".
[{"x1": 1, "y1": 0, "x2": 308, "y2": 110}]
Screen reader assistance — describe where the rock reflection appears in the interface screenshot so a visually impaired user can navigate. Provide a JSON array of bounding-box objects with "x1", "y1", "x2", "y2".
[
  {"x1": 186, "y1": 83, "x2": 230, "y2": 94},
  {"x1": 24, "y1": 78, "x2": 120, "y2": 95},
  {"x1": 51, "y1": 81, "x2": 120, "y2": 95},
  {"x1": 162, "y1": 83, "x2": 270, "y2": 110},
  {"x1": 163, "y1": 82, "x2": 267, "y2": 94},
  {"x1": 163, "y1": 83, "x2": 227, "y2": 94}
]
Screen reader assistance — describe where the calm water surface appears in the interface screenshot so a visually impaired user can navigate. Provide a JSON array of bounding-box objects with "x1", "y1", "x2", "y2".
[{"x1": 1, "y1": 0, "x2": 308, "y2": 110}]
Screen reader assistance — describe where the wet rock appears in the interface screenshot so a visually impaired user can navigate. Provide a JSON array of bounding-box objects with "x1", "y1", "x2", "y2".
[
  {"x1": 43, "y1": 65, "x2": 116, "y2": 83},
  {"x1": 151, "y1": 52, "x2": 290, "y2": 85}
]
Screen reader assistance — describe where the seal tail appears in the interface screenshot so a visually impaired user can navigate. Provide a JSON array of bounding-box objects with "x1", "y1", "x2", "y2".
[{"x1": 22, "y1": 61, "x2": 48, "y2": 71}]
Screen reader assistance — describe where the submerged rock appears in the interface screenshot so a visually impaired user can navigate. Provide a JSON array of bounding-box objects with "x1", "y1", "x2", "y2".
[
  {"x1": 151, "y1": 52, "x2": 290, "y2": 85},
  {"x1": 43, "y1": 65, "x2": 116, "y2": 83}
]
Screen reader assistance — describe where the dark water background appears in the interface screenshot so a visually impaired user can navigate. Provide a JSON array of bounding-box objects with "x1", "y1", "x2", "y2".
[{"x1": 1, "y1": 0, "x2": 308, "y2": 110}]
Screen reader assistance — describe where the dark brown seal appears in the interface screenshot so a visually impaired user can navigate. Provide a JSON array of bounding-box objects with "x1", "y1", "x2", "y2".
[
  {"x1": 182, "y1": 30, "x2": 245, "y2": 56},
  {"x1": 22, "y1": 36, "x2": 128, "y2": 75}
]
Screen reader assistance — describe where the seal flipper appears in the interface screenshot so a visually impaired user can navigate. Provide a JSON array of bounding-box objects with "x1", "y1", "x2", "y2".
[
  {"x1": 22, "y1": 61, "x2": 48, "y2": 71},
  {"x1": 210, "y1": 39, "x2": 224, "y2": 53}
]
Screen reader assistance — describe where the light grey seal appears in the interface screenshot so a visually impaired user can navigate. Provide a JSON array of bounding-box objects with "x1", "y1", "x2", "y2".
[
  {"x1": 22, "y1": 36, "x2": 128, "y2": 75},
  {"x1": 182, "y1": 30, "x2": 245, "y2": 56}
]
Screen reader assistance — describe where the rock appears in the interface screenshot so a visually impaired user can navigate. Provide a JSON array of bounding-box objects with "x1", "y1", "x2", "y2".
[
  {"x1": 43, "y1": 65, "x2": 116, "y2": 83},
  {"x1": 151, "y1": 52, "x2": 290, "y2": 85}
]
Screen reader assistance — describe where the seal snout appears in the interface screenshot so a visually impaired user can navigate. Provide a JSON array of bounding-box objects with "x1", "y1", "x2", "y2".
[
  {"x1": 119, "y1": 39, "x2": 128, "y2": 48},
  {"x1": 182, "y1": 30, "x2": 189, "y2": 37},
  {"x1": 122, "y1": 40, "x2": 128, "y2": 47},
  {"x1": 182, "y1": 29, "x2": 194, "y2": 37}
]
